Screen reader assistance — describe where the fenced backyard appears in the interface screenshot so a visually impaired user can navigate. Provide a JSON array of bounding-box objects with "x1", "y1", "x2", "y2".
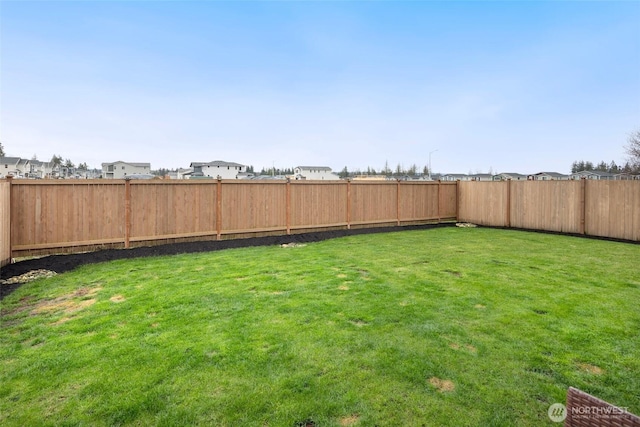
[{"x1": 1, "y1": 178, "x2": 638, "y2": 266}]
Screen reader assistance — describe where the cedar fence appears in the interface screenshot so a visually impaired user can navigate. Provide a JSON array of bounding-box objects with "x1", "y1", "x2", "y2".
[
  {"x1": 2, "y1": 179, "x2": 457, "y2": 262},
  {"x1": 458, "y1": 180, "x2": 640, "y2": 241},
  {"x1": 1, "y1": 178, "x2": 638, "y2": 267}
]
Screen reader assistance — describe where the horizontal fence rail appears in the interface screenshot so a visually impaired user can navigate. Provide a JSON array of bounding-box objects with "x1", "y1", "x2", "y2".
[
  {"x1": 5, "y1": 179, "x2": 457, "y2": 258},
  {"x1": 458, "y1": 180, "x2": 640, "y2": 241}
]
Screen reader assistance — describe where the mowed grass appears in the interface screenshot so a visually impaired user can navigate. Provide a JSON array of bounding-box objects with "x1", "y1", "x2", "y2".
[{"x1": 1, "y1": 228, "x2": 639, "y2": 426}]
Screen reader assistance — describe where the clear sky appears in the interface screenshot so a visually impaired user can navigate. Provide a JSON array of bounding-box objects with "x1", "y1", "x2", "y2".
[{"x1": 1, "y1": 0, "x2": 639, "y2": 174}]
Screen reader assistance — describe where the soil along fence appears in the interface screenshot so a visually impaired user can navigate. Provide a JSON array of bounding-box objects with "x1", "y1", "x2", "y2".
[
  {"x1": 6, "y1": 179, "x2": 457, "y2": 259},
  {"x1": 0, "y1": 180, "x2": 10, "y2": 267},
  {"x1": 458, "y1": 180, "x2": 640, "y2": 241}
]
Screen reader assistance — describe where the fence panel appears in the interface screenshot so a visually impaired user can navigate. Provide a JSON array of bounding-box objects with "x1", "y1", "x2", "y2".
[
  {"x1": 11, "y1": 181, "x2": 126, "y2": 252},
  {"x1": 221, "y1": 181, "x2": 287, "y2": 233},
  {"x1": 510, "y1": 180, "x2": 582, "y2": 234},
  {"x1": 439, "y1": 183, "x2": 458, "y2": 219},
  {"x1": 585, "y1": 180, "x2": 640, "y2": 241},
  {"x1": 458, "y1": 181, "x2": 508, "y2": 226},
  {"x1": 290, "y1": 182, "x2": 347, "y2": 229},
  {"x1": 399, "y1": 182, "x2": 439, "y2": 221},
  {"x1": 130, "y1": 181, "x2": 218, "y2": 242},
  {"x1": 350, "y1": 182, "x2": 398, "y2": 225},
  {"x1": 0, "y1": 181, "x2": 10, "y2": 267}
]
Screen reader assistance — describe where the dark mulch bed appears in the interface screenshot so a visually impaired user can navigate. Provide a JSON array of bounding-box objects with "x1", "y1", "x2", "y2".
[{"x1": 1, "y1": 223, "x2": 453, "y2": 301}]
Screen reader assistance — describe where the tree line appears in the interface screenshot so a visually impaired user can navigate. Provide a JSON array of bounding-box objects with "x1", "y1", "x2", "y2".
[{"x1": 571, "y1": 130, "x2": 640, "y2": 174}]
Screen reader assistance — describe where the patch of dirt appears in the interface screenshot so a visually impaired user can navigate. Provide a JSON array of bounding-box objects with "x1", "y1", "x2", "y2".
[
  {"x1": 31, "y1": 288, "x2": 99, "y2": 316},
  {"x1": 444, "y1": 269, "x2": 462, "y2": 277},
  {"x1": 449, "y1": 343, "x2": 460, "y2": 350},
  {"x1": 578, "y1": 363, "x2": 604, "y2": 375},
  {"x1": 338, "y1": 285, "x2": 349, "y2": 291},
  {"x1": 340, "y1": 414, "x2": 360, "y2": 426},
  {"x1": 474, "y1": 304, "x2": 486, "y2": 309},
  {"x1": 349, "y1": 319, "x2": 368, "y2": 327},
  {"x1": 337, "y1": 273, "x2": 348, "y2": 278},
  {"x1": 109, "y1": 295, "x2": 126, "y2": 303},
  {"x1": 465, "y1": 344, "x2": 477, "y2": 352},
  {"x1": 429, "y1": 377, "x2": 455, "y2": 392},
  {"x1": 1, "y1": 224, "x2": 454, "y2": 301}
]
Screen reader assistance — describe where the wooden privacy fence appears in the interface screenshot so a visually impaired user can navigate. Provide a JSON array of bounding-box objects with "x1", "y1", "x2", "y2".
[
  {"x1": 458, "y1": 180, "x2": 640, "y2": 241},
  {"x1": 4, "y1": 179, "x2": 457, "y2": 259}
]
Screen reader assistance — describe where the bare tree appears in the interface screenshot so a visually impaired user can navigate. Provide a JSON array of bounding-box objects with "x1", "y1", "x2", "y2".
[
  {"x1": 625, "y1": 129, "x2": 640, "y2": 171},
  {"x1": 0, "y1": 142, "x2": 5, "y2": 157}
]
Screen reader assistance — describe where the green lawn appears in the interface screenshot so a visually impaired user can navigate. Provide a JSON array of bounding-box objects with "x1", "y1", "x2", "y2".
[{"x1": 1, "y1": 228, "x2": 639, "y2": 426}]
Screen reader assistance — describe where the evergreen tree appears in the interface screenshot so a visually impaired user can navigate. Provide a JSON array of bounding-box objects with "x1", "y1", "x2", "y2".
[{"x1": 0, "y1": 142, "x2": 4, "y2": 157}]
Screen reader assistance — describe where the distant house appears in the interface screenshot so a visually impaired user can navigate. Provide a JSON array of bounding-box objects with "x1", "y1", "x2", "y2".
[
  {"x1": 492, "y1": 173, "x2": 528, "y2": 181},
  {"x1": 569, "y1": 170, "x2": 615, "y2": 180},
  {"x1": 613, "y1": 173, "x2": 637, "y2": 180},
  {"x1": 189, "y1": 161, "x2": 247, "y2": 180},
  {"x1": 469, "y1": 173, "x2": 493, "y2": 182},
  {"x1": 440, "y1": 174, "x2": 470, "y2": 182},
  {"x1": 293, "y1": 166, "x2": 340, "y2": 181},
  {"x1": 102, "y1": 161, "x2": 151, "y2": 179},
  {"x1": 25, "y1": 160, "x2": 55, "y2": 179},
  {"x1": 527, "y1": 172, "x2": 569, "y2": 181},
  {"x1": 0, "y1": 157, "x2": 21, "y2": 178}
]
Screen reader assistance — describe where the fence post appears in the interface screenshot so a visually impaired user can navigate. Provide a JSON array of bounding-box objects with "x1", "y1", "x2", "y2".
[
  {"x1": 286, "y1": 178, "x2": 291, "y2": 235},
  {"x1": 216, "y1": 178, "x2": 222, "y2": 240},
  {"x1": 580, "y1": 178, "x2": 586, "y2": 235},
  {"x1": 437, "y1": 180, "x2": 441, "y2": 223},
  {"x1": 455, "y1": 180, "x2": 460, "y2": 222},
  {"x1": 124, "y1": 178, "x2": 131, "y2": 248},
  {"x1": 506, "y1": 179, "x2": 511, "y2": 228},
  {"x1": 396, "y1": 179, "x2": 401, "y2": 226},
  {"x1": 6, "y1": 176, "x2": 13, "y2": 264},
  {"x1": 346, "y1": 179, "x2": 351, "y2": 229}
]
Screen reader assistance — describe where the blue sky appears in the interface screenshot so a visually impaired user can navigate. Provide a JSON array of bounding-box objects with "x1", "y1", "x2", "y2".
[{"x1": 1, "y1": 1, "x2": 639, "y2": 174}]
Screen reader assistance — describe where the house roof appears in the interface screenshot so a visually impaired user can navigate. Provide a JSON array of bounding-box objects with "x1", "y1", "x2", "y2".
[
  {"x1": 531, "y1": 172, "x2": 568, "y2": 178},
  {"x1": 295, "y1": 166, "x2": 332, "y2": 171},
  {"x1": 570, "y1": 170, "x2": 615, "y2": 177},
  {"x1": 0, "y1": 157, "x2": 21, "y2": 164},
  {"x1": 495, "y1": 172, "x2": 527, "y2": 178},
  {"x1": 190, "y1": 160, "x2": 246, "y2": 168},
  {"x1": 102, "y1": 161, "x2": 151, "y2": 168}
]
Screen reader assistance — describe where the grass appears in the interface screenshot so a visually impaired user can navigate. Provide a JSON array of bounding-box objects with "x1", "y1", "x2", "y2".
[{"x1": 1, "y1": 227, "x2": 639, "y2": 426}]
